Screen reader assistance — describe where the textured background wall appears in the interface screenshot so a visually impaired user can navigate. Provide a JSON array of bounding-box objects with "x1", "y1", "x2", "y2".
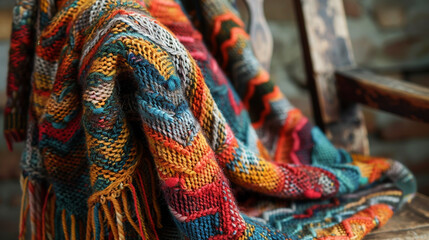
[
  {"x1": 0, "y1": 0, "x2": 428, "y2": 239},
  {"x1": 260, "y1": 0, "x2": 429, "y2": 196}
]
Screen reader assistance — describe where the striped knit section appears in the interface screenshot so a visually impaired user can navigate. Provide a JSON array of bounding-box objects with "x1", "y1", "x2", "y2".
[{"x1": 4, "y1": 0, "x2": 417, "y2": 239}]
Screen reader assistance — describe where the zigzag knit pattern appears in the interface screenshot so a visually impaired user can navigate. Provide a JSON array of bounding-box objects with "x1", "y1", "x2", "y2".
[{"x1": 4, "y1": 0, "x2": 416, "y2": 239}]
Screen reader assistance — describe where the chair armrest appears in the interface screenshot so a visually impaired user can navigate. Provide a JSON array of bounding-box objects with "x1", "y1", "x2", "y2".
[{"x1": 335, "y1": 68, "x2": 429, "y2": 122}]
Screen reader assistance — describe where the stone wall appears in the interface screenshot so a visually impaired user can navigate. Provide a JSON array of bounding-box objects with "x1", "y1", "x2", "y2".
[{"x1": 264, "y1": 0, "x2": 429, "y2": 89}]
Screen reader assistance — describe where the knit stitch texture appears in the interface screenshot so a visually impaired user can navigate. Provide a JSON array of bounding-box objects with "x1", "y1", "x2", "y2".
[{"x1": 4, "y1": 0, "x2": 416, "y2": 239}]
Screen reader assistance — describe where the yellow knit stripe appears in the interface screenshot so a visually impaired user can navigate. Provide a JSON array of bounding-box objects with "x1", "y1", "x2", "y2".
[
  {"x1": 226, "y1": 160, "x2": 281, "y2": 192},
  {"x1": 89, "y1": 144, "x2": 138, "y2": 186},
  {"x1": 119, "y1": 37, "x2": 176, "y2": 80},
  {"x1": 45, "y1": 92, "x2": 79, "y2": 122},
  {"x1": 33, "y1": 72, "x2": 53, "y2": 91},
  {"x1": 92, "y1": 53, "x2": 118, "y2": 77},
  {"x1": 146, "y1": 126, "x2": 221, "y2": 191},
  {"x1": 86, "y1": 122, "x2": 131, "y2": 162}
]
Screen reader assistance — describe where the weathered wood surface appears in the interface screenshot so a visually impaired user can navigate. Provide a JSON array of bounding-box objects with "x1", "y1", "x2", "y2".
[
  {"x1": 366, "y1": 193, "x2": 429, "y2": 240},
  {"x1": 294, "y1": 0, "x2": 369, "y2": 154},
  {"x1": 336, "y1": 68, "x2": 429, "y2": 122},
  {"x1": 245, "y1": 0, "x2": 273, "y2": 71}
]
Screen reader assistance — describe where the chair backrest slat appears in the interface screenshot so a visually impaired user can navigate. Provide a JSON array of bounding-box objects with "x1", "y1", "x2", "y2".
[
  {"x1": 245, "y1": 0, "x2": 273, "y2": 71},
  {"x1": 293, "y1": 0, "x2": 369, "y2": 154},
  {"x1": 246, "y1": 0, "x2": 369, "y2": 154}
]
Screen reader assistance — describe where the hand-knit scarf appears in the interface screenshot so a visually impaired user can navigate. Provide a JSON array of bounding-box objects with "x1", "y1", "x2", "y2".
[{"x1": 5, "y1": 0, "x2": 417, "y2": 239}]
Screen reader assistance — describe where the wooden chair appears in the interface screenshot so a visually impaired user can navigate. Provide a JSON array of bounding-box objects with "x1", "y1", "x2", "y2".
[{"x1": 243, "y1": 0, "x2": 429, "y2": 238}]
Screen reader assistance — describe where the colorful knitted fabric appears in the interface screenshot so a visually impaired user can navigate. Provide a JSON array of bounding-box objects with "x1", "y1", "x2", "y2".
[{"x1": 4, "y1": 0, "x2": 416, "y2": 239}]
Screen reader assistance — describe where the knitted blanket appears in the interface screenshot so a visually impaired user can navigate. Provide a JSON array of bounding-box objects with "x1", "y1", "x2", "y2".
[{"x1": 4, "y1": 0, "x2": 416, "y2": 239}]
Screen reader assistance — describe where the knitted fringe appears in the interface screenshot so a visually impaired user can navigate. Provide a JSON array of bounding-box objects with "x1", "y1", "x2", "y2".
[
  {"x1": 4, "y1": 113, "x2": 27, "y2": 151},
  {"x1": 86, "y1": 171, "x2": 162, "y2": 240},
  {"x1": 19, "y1": 176, "x2": 58, "y2": 240},
  {"x1": 19, "y1": 171, "x2": 163, "y2": 240}
]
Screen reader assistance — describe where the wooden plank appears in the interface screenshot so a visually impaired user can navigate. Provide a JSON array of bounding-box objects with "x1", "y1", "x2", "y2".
[
  {"x1": 336, "y1": 68, "x2": 429, "y2": 122},
  {"x1": 294, "y1": 0, "x2": 369, "y2": 154},
  {"x1": 294, "y1": 0, "x2": 354, "y2": 123},
  {"x1": 366, "y1": 194, "x2": 429, "y2": 239},
  {"x1": 245, "y1": 0, "x2": 273, "y2": 71}
]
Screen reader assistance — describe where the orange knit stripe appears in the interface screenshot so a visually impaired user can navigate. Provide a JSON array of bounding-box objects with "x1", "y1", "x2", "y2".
[
  {"x1": 251, "y1": 86, "x2": 283, "y2": 129},
  {"x1": 220, "y1": 28, "x2": 249, "y2": 68},
  {"x1": 211, "y1": 12, "x2": 245, "y2": 54}
]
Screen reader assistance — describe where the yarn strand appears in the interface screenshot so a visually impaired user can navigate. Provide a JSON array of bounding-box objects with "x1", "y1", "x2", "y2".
[
  {"x1": 41, "y1": 185, "x2": 52, "y2": 240},
  {"x1": 102, "y1": 202, "x2": 119, "y2": 240},
  {"x1": 136, "y1": 171, "x2": 159, "y2": 240},
  {"x1": 61, "y1": 210, "x2": 70, "y2": 240},
  {"x1": 111, "y1": 199, "x2": 125, "y2": 240},
  {"x1": 120, "y1": 190, "x2": 142, "y2": 235},
  {"x1": 19, "y1": 176, "x2": 29, "y2": 240}
]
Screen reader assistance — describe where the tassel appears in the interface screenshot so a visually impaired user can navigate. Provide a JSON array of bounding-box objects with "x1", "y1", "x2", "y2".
[
  {"x1": 93, "y1": 204, "x2": 101, "y2": 240},
  {"x1": 98, "y1": 208, "x2": 105, "y2": 240},
  {"x1": 145, "y1": 157, "x2": 163, "y2": 228},
  {"x1": 136, "y1": 171, "x2": 159, "y2": 240},
  {"x1": 19, "y1": 176, "x2": 160, "y2": 239},
  {"x1": 58, "y1": 209, "x2": 83, "y2": 240},
  {"x1": 86, "y1": 205, "x2": 94, "y2": 240},
  {"x1": 86, "y1": 172, "x2": 162, "y2": 240},
  {"x1": 28, "y1": 179, "x2": 44, "y2": 240},
  {"x1": 120, "y1": 190, "x2": 142, "y2": 236},
  {"x1": 70, "y1": 215, "x2": 77, "y2": 240},
  {"x1": 79, "y1": 220, "x2": 85, "y2": 240},
  {"x1": 48, "y1": 196, "x2": 56, "y2": 240},
  {"x1": 61, "y1": 209, "x2": 70, "y2": 240},
  {"x1": 129, "y1": 183, "x2": 148, "y2": 239},
  {"x1": 42, "y1": 185, "x2": 52, "y2": 240},
  {"x1": 4, "y1": 129, "x2": 26, "y2": 151},
  {"x1": 102, "y1": 202, "x2": 119, "y2": 240},
  {"x1": 111, "y1": 199, "x2": 125, "y2": 240},
  {"x1": 19, "y1": 176, "x2": 29, "y2": 240}
]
